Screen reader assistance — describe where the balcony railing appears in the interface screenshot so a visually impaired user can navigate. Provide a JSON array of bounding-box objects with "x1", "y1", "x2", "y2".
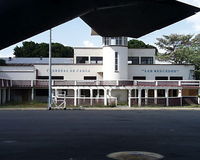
[{"x1": 7, "y1": 80, "x2": 200, "y2": 88}]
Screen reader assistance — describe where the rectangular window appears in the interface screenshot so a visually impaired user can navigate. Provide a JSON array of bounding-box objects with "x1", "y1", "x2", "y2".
[
  {"x1": 157, "y1": 89, "x2": 165, "y2": 97},
  {"x1": 141, "y1": 57, "x2": 153, "y2": 64},
  {"x1": 37, "y1": 76, "x2": 64, "y2": 80},
  {"x1": 84, "y1": 76, "x2": 97, "y2": 80},
  {"x1": 128, "y1": 57, "x2": 139, "y2": 64},
  {"x1": 35, "y1": 89, "x2": 48, "y2": 96},
  {"x1": 133, "y1": 76, "x2": 146, "y2": 80},
  {"x1": 115, "y1": 52, "x2": 119, "y2": 71},
  {"x1": 170, "y1": 77, "x2": 183, "y2": 80},
  {"x1": 76, "y1": 56, "x2": 89, "y2": 64},
  {"x1": 155, "y1": 77, "x2": 168, "y2": 80},
  {"x1": 90, "y1": 57, "x2": 103, "y2": 64}
]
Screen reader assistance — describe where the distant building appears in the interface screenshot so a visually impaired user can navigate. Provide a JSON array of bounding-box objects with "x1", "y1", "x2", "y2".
[{"x1": 0, "y1": 37, "x2": 199, "y2": 107}]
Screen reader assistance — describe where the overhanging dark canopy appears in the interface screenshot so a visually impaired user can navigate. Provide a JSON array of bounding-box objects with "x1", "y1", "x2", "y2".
[
  {"x1": 0, "y1": 0, "x2": 199, "y2": 50},
  {"x1": 81, "y1": 0, "x2": 200, "y2": 37}
]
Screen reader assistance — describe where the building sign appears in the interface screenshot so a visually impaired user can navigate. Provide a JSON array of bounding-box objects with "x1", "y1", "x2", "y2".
[
  {"x1": 47, "y1": 69, "x2": 91, "y2": 73},
  {"x1": 142, "y1": 69, "x2": 179, "y2": 73}
]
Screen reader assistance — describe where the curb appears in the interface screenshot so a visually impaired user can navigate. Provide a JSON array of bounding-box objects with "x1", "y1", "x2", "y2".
[{"x1": 0, "y1": 107, "x2": 200, "y2": 111}]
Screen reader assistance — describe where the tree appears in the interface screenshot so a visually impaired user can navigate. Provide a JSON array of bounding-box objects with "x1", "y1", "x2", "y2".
[
  {"x1": 156, "y1": 34, "x2": 200, "y2": 79},
  {"x1": 128, "y1": 39, "x2": 158, "y2": 53},
  {"x1": 0, "y1": 59, "x2": 6, "y2": 66},
  {"x1": 14, "y1": 41, "x2": 74, "y2": 57}
]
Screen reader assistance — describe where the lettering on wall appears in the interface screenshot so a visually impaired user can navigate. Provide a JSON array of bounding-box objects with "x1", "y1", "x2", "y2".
[
  {"x1": 46, "y1": 69, "x2": 91, "y2": 73},
  {"x1": 142, "y1": 69, "x2": 179, "y2": 73}
]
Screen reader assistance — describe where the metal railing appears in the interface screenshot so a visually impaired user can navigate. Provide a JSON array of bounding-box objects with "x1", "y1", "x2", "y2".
[
  {"x1": 0, "y1": 79, "x2": 11, "y2": 88},
  {"x1": 8, "y1": 79, "x2": 200, "y2": 88}
]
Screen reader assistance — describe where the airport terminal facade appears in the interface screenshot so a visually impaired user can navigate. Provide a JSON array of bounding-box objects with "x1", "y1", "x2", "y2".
[{"x1": 0, "y1": 37, "x2": 199, "y2": 107}]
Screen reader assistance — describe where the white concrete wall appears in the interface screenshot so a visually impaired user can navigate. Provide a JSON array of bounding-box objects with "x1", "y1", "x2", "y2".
[
  {"x1": 74, "y1": 47, "x2": 103, "y2": 64},
  {"x1": 35, "y1": 64, "x2": 103, "y2": 80},
  {"x1": 0, "y1": 66, "x2": 36, "y2": 80},
  {"x1": 128, "y1": 49, "x2": 155, "y2": 57},
  {"x1": 103, "y1": 46, "x2": 128, "y2": 80},
  {"x1": 128, "y1": 65, "x2": 194, "y2": 80}
]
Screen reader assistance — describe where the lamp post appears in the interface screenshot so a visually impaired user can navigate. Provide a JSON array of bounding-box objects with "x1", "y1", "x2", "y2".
[{"x1": 48, "y1": 29, "x2": 52, "y2": 110}]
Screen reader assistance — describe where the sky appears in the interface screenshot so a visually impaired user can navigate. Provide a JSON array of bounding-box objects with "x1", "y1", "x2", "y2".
[{"x1": 0, "y1": 0, "x2": 200, "y2": 57}]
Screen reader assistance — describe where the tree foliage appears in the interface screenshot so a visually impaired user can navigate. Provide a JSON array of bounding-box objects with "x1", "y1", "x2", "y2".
[
  {"x1": 156, "y1": 34, "x2": 200, "y2": 79},
  {"x1": 128, "y1": 39, "x2": 158, "y2": 53},
  {"x1": 0, "y1": 59, "x2": 6, "y2": 66},
  {"x1": 14, "y1": 41, "x2": 74, "y2": 57}
]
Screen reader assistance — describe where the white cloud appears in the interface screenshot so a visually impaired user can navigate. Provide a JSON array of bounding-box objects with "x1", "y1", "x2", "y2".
[
  {"x1": 83, "y1": 40, "x2": 95, "y2": 47},
  {"x1": 178, "y1": 0, "x2": 200, "y2": 31}
]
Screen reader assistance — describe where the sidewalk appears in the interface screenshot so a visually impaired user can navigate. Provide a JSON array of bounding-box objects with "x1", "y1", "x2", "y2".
[{"x1": 0, "y1": 106, "x2": 200, "y2": 111}]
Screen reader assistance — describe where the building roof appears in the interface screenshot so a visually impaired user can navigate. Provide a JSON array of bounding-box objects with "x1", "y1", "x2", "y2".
[
  {"x1": 2, "y1": 58, "x2": 73, "y2": 65},
  {"x1": 0, "y1": 0, "x2": 199, "y2": 50}
]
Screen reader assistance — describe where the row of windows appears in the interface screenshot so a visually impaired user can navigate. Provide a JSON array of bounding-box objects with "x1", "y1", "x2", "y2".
[
  {"x1": 103, "y1": 37, "x2": 128, "y2": 46},
  {"x1": 128, "y1": 57, "x2": 154, "y2": 65},
  {"x1": 133, "y1": 76, "x2": 183, "y2": 80},
  {"x1": 76, "y1": 56, "x2": 103, "y2": 64}
]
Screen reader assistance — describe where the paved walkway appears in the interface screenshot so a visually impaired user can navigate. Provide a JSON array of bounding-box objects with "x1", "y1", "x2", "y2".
[{"x1": 0, "y1": 106, "x2": 200, "y2": 111}]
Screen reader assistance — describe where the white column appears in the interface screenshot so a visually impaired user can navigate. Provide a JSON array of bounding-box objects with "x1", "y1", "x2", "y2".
[
  {"x1": 128, "y1": 89, "x2": 131, "y2": 108},
  {"x1": 90, "y1": 89, "x2": 93, "y2": 106},
  {"x1": 138, "y1": 89, "x2": 142, "y2": 107},
  {"x1": 77, "y1": 89, "x2": 80, "y2": 106},
  {"x1": 97, "y1": 89, "x2": 100, "y2": 98},
  {"x1": 7, "y1": 88, "x2": 11, "y2": 102},
  {"x1": 198, "y1": 89, "x2": 200, "y2": 105},
  {"x1": 2, "y1": 89, "x2": 6, "y2": 104},
  {"x1": 165, "y1": 89, "x2": 169, "y2": 107},
  {"x1": 154, "y1": 89, "x2": 157, "y2": 105},
  {"x1": 178, "y1": 89, "x2": 182, "y2": 106},
  {"x1": 145, "y1": 89, "x2": 148, "y2": 105},
  {"x1": 74, "y1": 89, "x2": 77, "y2": 106},
  {"x1": 104, "y1": 89, "x2": 107, "y2": 106},
  {"x1": 0, "y1": 89, "x2": 2, "y2": 105},
  {"x1": 31, "y1": 88, "x2": 34, "y2": 101}
]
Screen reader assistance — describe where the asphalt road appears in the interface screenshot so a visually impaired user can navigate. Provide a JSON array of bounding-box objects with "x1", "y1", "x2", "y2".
[{"x1": 0, "y1": 110, "x2": 200, "y2": 160}]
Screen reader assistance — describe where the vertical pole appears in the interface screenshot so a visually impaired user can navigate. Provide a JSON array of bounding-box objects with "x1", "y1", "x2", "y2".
[
  {"x1": 0, "y1": 89, "x2": 1, "y2": 105},
  {"x1": 7, "y1": 88, "x2": 11, "y2": 102},
  {"x1": 165, "y1": 89, "x2": 169, "y2": 107},
  {"x1": 104, "y1": 89, "x2": 107, "y2": 106},
  {"x1": 31, "y1": 88, "x2": 34, "y2": 101},
  {"x1": 90, "y1": 89, "x2": 93, "y2": 106},
  {"x1": 145, "y1": 89, "x2": 148, "y2": 105},
  {"x1": 74, "y1": 89, "x2": 77, "y2": 106},
  {"x1": 198, "y1": 89, "x2": 200, "y2": 105},
  {"x1": 154, "y1": 89, "x2": 157, "y2": 105},
  {"x1": 48, "y1": 29, "x2": 52, "y2": 110},
  {"x1": 138, "y1": 89, "x2": 142, "y2": 107},
  {"x1": 128, "y1": 89, "x2": 131, "y2": 108},
  {"x1": 178, "y1": 89, "x2": 182, "y2": 106},
  {"x1": 2, "y1": 89, "x2": 6, "y2": 104}
]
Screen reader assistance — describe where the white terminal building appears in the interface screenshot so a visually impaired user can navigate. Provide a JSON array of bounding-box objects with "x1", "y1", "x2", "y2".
[{"x1": 0, "y1": 37, "x2": 199, "y2": 107}]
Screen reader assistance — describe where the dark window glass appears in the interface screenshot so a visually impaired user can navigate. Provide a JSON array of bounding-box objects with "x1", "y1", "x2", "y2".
[
  {"x1": 170, "y1": 77, "x2": 183, "y2": 80},
  {"x1": 37, "y1": 76, "x2": 64, "y2": 80},
  {"x1": 133, "y1": 76, "x2": 146, "y2": 80},
  {"x1": 35, "y1": 89, "x2": 48, "y2": 96},
  {"x1": 115, "y1": 52, "x2": 119, "y2": 71},
  {"x1": 141, "y1": 57, "x2": 153, "y2": 64},
  {"x1": 84, "y1": 76, "x2": 97, "y2": 80},
  {"x1": 90, "y1": 57, "x2": 103, "y2": 64},
  {"x1": 155, "y1": 77, "x2": 168, "y2": 80},
  {"x1": 157, "y1": 89, "x2": 165, "y2": 97},
  {"x1": 128, "y1": 57, "x2": 139, "y2": 64},
  {"x1": 76, "y1": 57, "x2": 89, "y2": 64}
]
